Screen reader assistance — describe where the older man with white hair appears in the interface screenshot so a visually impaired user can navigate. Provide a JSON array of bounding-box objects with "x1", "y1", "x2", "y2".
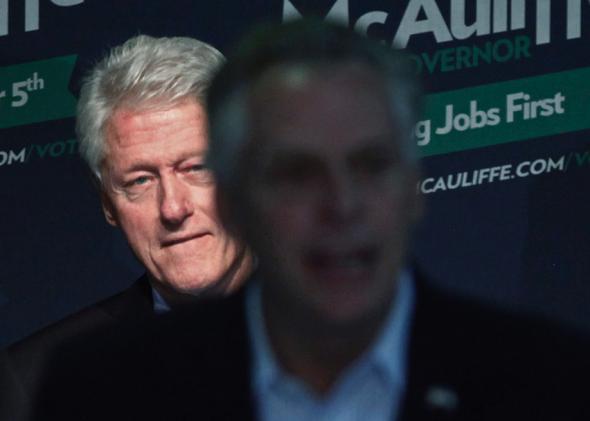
[{"x1": 2, "y1": 34, "x2": 254, "y2": 420}]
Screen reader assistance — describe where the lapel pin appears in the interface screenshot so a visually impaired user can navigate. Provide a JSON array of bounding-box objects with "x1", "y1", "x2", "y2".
[{"x1": 424, "y1": 385, "x2": 459, "y2": 412}]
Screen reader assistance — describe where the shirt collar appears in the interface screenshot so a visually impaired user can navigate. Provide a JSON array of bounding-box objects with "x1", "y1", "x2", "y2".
[
  {"x1": 246, "y1": 278, "x2": 281, "y2": 391},
  {"x1": 151, "y1": 285, "x2": 171, "y2": 314},
  {"x1": 246, "y1": 268, "x2": 416, "y2": 395},
  {"x1": 371, "y1": 268, "x2": 415, "y2": 388}
]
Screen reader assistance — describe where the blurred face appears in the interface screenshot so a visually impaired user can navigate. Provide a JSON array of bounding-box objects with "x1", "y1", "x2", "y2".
[
  {"x1": 101, "y1": 99, "x2": 250, "y2": 295},
  {"x1": 243, "y1": 64, "x2": 420, "y2": 326}
]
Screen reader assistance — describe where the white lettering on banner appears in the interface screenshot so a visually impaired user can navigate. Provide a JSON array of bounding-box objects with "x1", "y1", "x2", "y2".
[
  {"x1": 0, "y1": 141, "x2": 78, "y2": 169},
  {"x1": 0, "y1": 0, "x2": 84, "y2": 36},
  {"x1": 51, "y1": 0, "x2": 83, "y2": 5},
  {"x1": 435, "y1": 100, "x2": 501, "y2": 135},
  {"x1": 417, "y1": 155, "x2": 571, "y2": 194},
  {"x1": 0, "y1": 148, "x2": 26, "y2": 166},
  {"x1": 493, "y1": 0, "x2": 508, "y2": 32},
  {"x1": 568, "y1": 0, "x2": 583, "y2": 39},
  {"x1": 25, "y1": 0, "x2": 39, "y2": 32},
  {"x1": 0, "y1": 0, "x2": 7, "y2": 36},
  {"x1": 450, "y1": 0, "x2": 491, "y2": 40},
  {"x1": 415, "y1": 120, "x2": 431, "y2": 146},
  {"x1": 10, "y1": 148, "x2": 26, "y2": 163},
  {"x1": 505, "y1": 92, "x2": 566, "y2": 123},
  {"x1": 394, "y1": 0, "x2": 452, "y2": 47},
  {"x1": 516, "y1": 157, "x2": 565, "y2": 177},
  {"x1": 283, "y1": 0, "x2": 348, "y2": 22},
  {"x1": 0, "y1": 72, "x2": 45, "y2": 108},
  {"x1": 355, "y1": 11, "x2": 387, "y2": 34},
  {"x1": 283, "y1": 0, "x2": 590, "y2": 48},
  {"x1": 413, "y1": 91, "x2": 566, "y2": 145}
]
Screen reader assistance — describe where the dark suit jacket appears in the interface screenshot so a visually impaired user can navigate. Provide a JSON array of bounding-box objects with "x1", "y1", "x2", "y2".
[
  {"x1": 0, "y1": 275, "x2": 154, "y2": 421},
  {"x1": 30, "y1": 272, "x2": 590, "y2": 420}
]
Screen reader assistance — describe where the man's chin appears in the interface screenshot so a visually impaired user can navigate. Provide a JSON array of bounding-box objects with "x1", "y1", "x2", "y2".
[
  {"x1": 300, "y1": 277, "x2": 392, "y2": 329},
  {"x1": 149, "y1": 266, "x2": 217, "y2": 294},
  {"x1": 315, "y1": 295, "x2": 377, "y2": 324},
  {"x1": 166, "y1": 276, "x2": 221, "y2": 296}
]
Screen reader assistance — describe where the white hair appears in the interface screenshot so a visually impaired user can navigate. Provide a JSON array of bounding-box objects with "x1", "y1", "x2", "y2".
[{"x1": 77, "y1": 34, "x2": 224, "y2": 181}]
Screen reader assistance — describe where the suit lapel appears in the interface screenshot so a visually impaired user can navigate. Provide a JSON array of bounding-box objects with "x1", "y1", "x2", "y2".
[
  {"x1": 166, "y1": 288, "x2": 255, "y2": 420},
  {"x1": 399, "y1": 270, "x2": 465, "y2": 421},
  {"x1": 96, "y1": 274, "x2": 154, "y2": 321}
]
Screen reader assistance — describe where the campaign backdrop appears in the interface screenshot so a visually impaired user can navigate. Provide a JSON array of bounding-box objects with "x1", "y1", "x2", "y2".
[{"x1": 1, "y1": 0, "x2": 589, "y2": 347}]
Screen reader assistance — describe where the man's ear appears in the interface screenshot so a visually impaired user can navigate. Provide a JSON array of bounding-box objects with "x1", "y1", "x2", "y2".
[{"x1": 101, "y1": 189, "x2": 119, "y2": 227}]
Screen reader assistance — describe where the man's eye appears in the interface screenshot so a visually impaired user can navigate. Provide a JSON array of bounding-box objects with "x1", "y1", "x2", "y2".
[
  {"x1": 356, "y1": 156, "x2": 393, "y2": 175},
  {"x1": 131, "y1": 176, "x2": 150, "y2": 185},
  {"x1": 263, "y1": 155, "x2": 322, "y2": 187},
  {"x1": 184, "y1": 164, "x2": 214, "y2": 184},
  {"x1": 122, "y1": 176, "x2": 152, "y2": 191},
  {"x1": 187, "y1": 164, "x2": 205, "y2": 172},
  {"x1": 119, "y1": 176, "x2": 153, "y2": 200},
  {"x1": 270, "y1": 163, "x2": 316, "y2": 184},
  {"x1": 351, "y1": 148, "x2": 399, "y2": 179}
]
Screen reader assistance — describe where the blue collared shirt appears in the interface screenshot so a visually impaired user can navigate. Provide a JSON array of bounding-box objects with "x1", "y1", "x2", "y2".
[
  {"x1": 151, "y1": 286, "x2": 171, "y2": 314},
  {"x1": 246, "y1": 269, "x2": 415, "y2": 421}
]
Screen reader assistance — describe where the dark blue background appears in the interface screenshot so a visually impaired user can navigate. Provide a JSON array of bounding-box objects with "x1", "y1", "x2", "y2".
[{"x1": 1, "y1": 0, "x2": 589, "y2": 347}]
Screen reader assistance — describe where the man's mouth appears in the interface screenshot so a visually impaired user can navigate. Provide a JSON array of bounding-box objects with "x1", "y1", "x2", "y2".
[
  {"x1": 304, "y1": 246, "x2": 378, "y2": 282},
  {"x1": 161, "y1": 233, "x2": 208, "y2": 248}
]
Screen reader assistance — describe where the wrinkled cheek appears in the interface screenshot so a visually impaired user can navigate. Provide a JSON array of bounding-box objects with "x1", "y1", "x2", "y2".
[
  {"x1": 196, "y1": 188, "x2": 220, "y2": 222},
  {"x1": 119, "y1": 222, "x2": 149, "y2": 256}
]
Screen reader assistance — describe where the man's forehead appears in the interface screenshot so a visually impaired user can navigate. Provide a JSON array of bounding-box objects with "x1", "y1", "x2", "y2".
[
  {"x1": 109, "y1": 98, "x2": 204, "y2": 128},
  {"x1": 249, "y1": 61, "x2": 392, "y2": 128},
  {"x1": 106, "y1": 99, "x2": 204, "y2": 140},
  {"x1": 252, "y1": 61, "x2": 386, "y2": 99},
  {"x1": 101, "y1": 99, "x2": 209, "y2": 173},
  {"x1": 248, "y1": 63, "x2": 395, "y2": 149}
]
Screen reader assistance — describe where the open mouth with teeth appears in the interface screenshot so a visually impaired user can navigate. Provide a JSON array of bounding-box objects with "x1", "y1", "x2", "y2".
[{"x1": 303, "y1": 246, "x2": 378, "y2": 285}]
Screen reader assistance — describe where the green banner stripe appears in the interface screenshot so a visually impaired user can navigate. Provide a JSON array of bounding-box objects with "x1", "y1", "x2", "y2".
[
  {"x1": 0, "y1": 55, "x2": 77, "y2": 130},
  {"x1": 419, "y1": 67, "x2": 590, "y2": 157}
]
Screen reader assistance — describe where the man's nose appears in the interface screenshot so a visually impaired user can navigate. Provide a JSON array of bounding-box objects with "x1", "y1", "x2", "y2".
[
  {"x1": 321, "y1": 172, "x2": 362, "y2": 224},
  {"x1": 159, "y1": 176, "x2": 194, "y2": 226}
]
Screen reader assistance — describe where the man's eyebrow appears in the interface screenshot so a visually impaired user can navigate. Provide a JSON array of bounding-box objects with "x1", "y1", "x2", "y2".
[
  {"x1": 349, "y1": 135, "x2": 399, "y2": 154},
  {"x1": 116, "y1": 161, "x2": 156, "y2": 175},
  {"x1": 174, "y1": 150, "x2": 207, "y2": 164},
  {"x1": 262, "y1": 149, "x2": 324, "y2": 169},
  {"x1": 256, "y1": 150, "x2": 322, "y2": 178},
  {"x1": 126, "y1": 150, "x2": 207, "y2": 170},
  {"x1": 352, "y1": 142, "x2": 398, "y2": 156},
  {"x1": 358, "y1": 133, "x2": 397, "y2": 146},
  {"x1": 261, "y1": 135, "x2": 398, "y2": 160},
  {"x1": 268, "y1": 149, "x2": 316, "y2": 161}
]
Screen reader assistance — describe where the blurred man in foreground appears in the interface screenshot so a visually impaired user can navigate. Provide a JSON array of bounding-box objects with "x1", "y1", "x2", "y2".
[
  {"x1": 1, "y1": 35, "x2": 254, "y2": 420},
  {"x1": 205, "y1": 19, "x2": 590, "y2": 420},
  {"x1": 32, "y1": 20, "x2": 589, "y2": 420}
]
